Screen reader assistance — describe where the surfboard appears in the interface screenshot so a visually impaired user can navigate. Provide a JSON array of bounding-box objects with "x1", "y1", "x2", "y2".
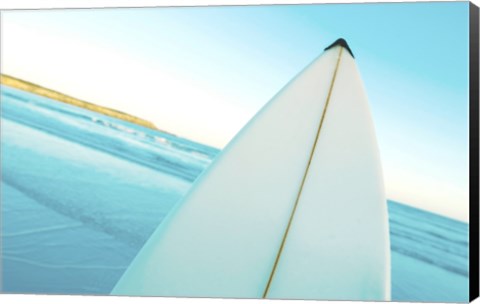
[{"x1": 111, "y1": 39, "x2": 391, "y2": 301}]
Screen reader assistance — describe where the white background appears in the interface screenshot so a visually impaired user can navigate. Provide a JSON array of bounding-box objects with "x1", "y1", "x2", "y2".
[{"x1": 0, "y1": 0, "x2": 479, "y2": 304}]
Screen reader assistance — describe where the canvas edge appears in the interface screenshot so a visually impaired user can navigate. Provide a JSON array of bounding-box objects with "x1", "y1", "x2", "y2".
[{"x1": 470, "y1": 1, "x2": 480, "y2": 302}]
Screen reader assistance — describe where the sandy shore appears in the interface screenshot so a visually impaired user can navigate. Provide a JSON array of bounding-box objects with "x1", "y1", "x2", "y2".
[{"x1": 0, "y1": 74, "x2": 158, "y2": 130}]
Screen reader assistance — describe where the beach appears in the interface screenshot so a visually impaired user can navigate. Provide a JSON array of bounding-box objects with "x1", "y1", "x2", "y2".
[{"x1": 0, "y1": 84, "x2": 469, "y2": 301}]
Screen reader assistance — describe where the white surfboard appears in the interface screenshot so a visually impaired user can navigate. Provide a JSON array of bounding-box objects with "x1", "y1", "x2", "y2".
[{"x1": 111, "y1": 39, "x2": 391, "y2": 301}]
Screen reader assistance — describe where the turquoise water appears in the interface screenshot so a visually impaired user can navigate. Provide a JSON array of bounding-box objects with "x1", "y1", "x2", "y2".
[{"x1": 0, "y1": 85, "x2": 469, "y2": 301}]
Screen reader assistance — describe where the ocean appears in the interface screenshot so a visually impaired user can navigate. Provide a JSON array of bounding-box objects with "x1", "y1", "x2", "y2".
[{"x1": 0, "y1": 85, "x2": 469, "y2": 302}]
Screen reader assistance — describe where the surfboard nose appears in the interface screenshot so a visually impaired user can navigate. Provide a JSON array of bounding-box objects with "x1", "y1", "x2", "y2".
[{"x1": 324, "y1": 38, "x2": 354, "y2": 58}]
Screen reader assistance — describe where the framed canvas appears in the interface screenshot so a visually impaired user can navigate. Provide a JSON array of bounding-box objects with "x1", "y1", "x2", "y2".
[{"x1": 0, "y1": 1, "x2": 479, "y2": 303}]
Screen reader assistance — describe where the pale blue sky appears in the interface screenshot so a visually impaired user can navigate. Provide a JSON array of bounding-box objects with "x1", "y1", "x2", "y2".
[{"x1": 1, "y1": 2, "x2": 470, "y2": 220}]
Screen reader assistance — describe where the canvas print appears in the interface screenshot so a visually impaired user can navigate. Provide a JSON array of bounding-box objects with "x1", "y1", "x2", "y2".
[{"x1": 0, "y1": 1, "x2": 478, "y2": 303}]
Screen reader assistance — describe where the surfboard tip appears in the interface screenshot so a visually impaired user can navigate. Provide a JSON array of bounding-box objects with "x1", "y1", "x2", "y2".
[{"x1": 325, "y1": 38, "x2": 354, "y2": 58}]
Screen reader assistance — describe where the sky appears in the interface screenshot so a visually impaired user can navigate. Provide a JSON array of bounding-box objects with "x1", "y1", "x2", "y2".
[{"x1": 0, "y1": 2, "x2": 471, "y2": 221}]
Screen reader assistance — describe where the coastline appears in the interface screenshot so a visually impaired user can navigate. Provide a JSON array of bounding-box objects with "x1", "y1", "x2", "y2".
[{"x1": 0, "y1": 74, "x2": 158, "y2": 131}]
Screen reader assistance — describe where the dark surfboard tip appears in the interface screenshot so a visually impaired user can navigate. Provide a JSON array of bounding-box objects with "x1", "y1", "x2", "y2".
[{"x1": 325, "y1": 38, "x2": 354, "y2": 58}]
